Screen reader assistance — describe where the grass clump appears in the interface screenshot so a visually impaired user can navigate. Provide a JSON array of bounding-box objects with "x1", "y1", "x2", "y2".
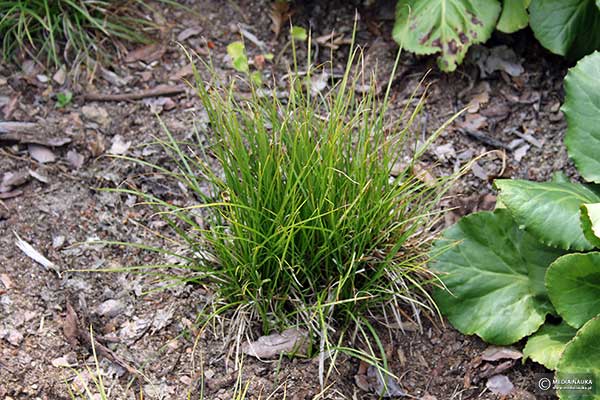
[
  {"x1": 118, "y1": 39, "x2": 457, "y2": 362},
  {"x1": 0, "y1": 0, "x2": 161, "y2": 66}
]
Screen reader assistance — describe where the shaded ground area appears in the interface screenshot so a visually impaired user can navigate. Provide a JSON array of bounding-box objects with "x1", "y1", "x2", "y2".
[{"x1": 1, "y1": 0, "x2": 570, "y2": 398}]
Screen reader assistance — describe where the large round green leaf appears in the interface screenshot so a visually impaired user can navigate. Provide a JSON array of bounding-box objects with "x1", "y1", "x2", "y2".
[
  {"x1": 582, "y1": 203, "x2": 600, "y2": 247},
  {"x1": 529, "y1": 0, "x2": 600, "y2": 60},
  {"x1": 563, "y1": 52, "x2": 600, "y2": 184},
  {"x1": 495, "y1": 179, "x2": 600, "y2": 251},
  {"x1": 523, "y1": 322, "x2": 577, "y2": 370},
  {"x1": 497, "y1": 0, "x2": 530, "y2": 33},
  {"x1": 392, "y1": 0, "x2": 501, "y2": 72},
  {"x1": 546, "y1": 253, "x2": 600, "y2": 329},
  {"x1": 431, "y1": 209, "x2": 564, "y2": 345},
  {"x1": 556, "y1": 315, "x2": 600, "y2": 400}
]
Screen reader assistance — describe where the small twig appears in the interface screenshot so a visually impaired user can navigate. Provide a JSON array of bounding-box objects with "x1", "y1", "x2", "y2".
[
  {"x1": 460, "y1": 128, "x2": 511, "y2": 150},
  {"x1": 84, "y1": 85, "x2": 187, "y2": 102}
]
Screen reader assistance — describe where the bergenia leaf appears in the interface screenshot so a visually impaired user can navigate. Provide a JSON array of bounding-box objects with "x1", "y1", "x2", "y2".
[
  {"x1": 546, "y1": 252, "x2": 600, "y2": 329},
  {"x1": 431, "y1": 209, "x2": 564, "y2": 345},
  {"x1": 581, "y1": 203, "x2": 600, "y2": 247},
  {"x1": 523, "y1": 322, "x2": 577, "y2": 370},
  {"x1": 392, "y1": 0, "x2": 501, "y2": 72},
  {"x1": 556, "y1": 315, "x2": 600, "y2": 400},
  {"x1": 495, "y1": 179, "x2": 600, "y2": 251},
  {"x1": 563, "y1": 52, "x2": 600, "y2": 183},
  {"x1": 529, "y1": 0, "x2": 600, "y2": 60},
  {"x1": 496, "y1": 0, "x2": 530, "y2": 33}
]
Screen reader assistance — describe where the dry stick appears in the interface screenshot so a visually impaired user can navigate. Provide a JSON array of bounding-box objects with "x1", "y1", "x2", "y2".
[
  {"x1": 83, "y1": 85, "x2": 187, "y2": 102},
  {"x1": 460, "y1": 128, "x2": 511, "y2": 151}
]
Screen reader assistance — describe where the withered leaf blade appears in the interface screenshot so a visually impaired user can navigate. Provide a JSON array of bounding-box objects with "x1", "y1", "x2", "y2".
[
  {"x1": 242, "y1": 328, "x2": 309, "y2": 359},
  {"x1": 481, "y1": 346, "x2": 522, "y2": 362},
  {"x1": 28, "y1": 144, "x2": 56, "y2": 164},
  {"x1": 64, "y1": 302, "x2": 80, "y2": 346},
  {"x1": 15, "y1": 232, "x2": 60, "y2": 276},
  {"x1": 486, "y1": 374, "x2": 514, "y2": 395}
]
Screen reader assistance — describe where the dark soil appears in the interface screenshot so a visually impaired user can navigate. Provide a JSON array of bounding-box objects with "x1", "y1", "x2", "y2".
[{"x1": 1, "y1": 0, "x2": 571, "y2": 398}]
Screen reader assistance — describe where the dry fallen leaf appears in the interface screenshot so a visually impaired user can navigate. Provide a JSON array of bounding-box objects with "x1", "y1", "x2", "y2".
[
  {"x1": 413, "y1": 163, "x2": 436, "y2": 187},
  {"x1": 242, "y1": 328, "x2": 309, "y2": 359},
  {"x1": 481, "y1": 346, "x2": 522, "y2": 362},
  {"x1": 63, "y1": 302, "x2": 80, "y2": 346},
  {"x1": 1, "y1": 170, "x2": 30, "y2": 192},
  {"x1": 177, "y1": 26, "x2": 202, "y2": 42},
  {"x1": 51, "y1": 355, "x2": 75, "y2": 368},
  {"x1": 88, "y1": 131, "x2": 106, "y2": 157},
  {"x1": 66, "y1": 149, "x2": 85, "y2": 169},
  {"x1": 81, "y1": 105, "x2": 110, "y2": 129},
  {"x1": 270, "y1": 1, "x2": 291, "y2": 37},
  {"x1": 125, "y1": 43, "x2": 166, "y2": 63},
  {"x1": 171, "y1": 63, "x2": 194, "y2": 81},
  {"x1": 15, "y1": 232, "x2": 60, "y2": 276},
  {"x1": 513, "y1": 144, "x2": 530, "y2": 162},
  {"x1": 101, "y1": 68, "x2": 128, "y2": 87},
  {"x1": 467, "y1": 91, "x2": 490, "y2": 113},
  {"x1": 28, "y1": 169, "x2": 49, "y2": 183},
  {"x1": 367, "y1": 365, "x2": 406, "y2": 397},
  {"x1": 52, "y1": 66, "x2": 67, "y2": 85},
  {"x1": 486, "y1": 374, "x2": 514, "y2": 395},
  {"x1": 108, "y1": 135, "x2": 131, "y2": 155},
  {"x1": 457, "y1": 114, "x2": 487, "y2": 132},
  {"x1": 470, "y1": 161, "x2": 488, "y2": 180},
  {"x1": 28, "y1": 144, "x2": 56, "y2": 164}
]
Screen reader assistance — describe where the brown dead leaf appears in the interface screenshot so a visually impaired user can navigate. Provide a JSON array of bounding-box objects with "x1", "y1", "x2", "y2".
[
  {"x1": 3, "y1": 96, "x2": 18, "y2": 119},
  {"x1": 108, "y1": 135, "x2": 131, "y2": 155},
  {"x1": 177, "y1": 26, "x2": 202, "y2": 42},
  {"x1": 66, "y1": 149, "x2": 85, "y2": 169},
  {"x1": 481, "y1": 346, "x2": 522, "y2": 362},
  {"x1": 125, "y1": 43, "x2": 166, "y2": 63},
  {"x1": 513, "y1": 144, "x2": 530, "y2": 162},
  {"x1": 1, "y1": 170, "x2": 30, "y2": 192},
  {"x1": 88, "y1": 131, "x2": 106, "y2": 157},
  {"x1": 470, "y1": 162, "x2": 488, "y2": 180},
  {"x1": 171, "y1": 63, "x2": 194, "y2": 81},
  {"x1": 457, "y1": 114, "x2": 487, "y2": 132},
  {"x1": 413, "y1": 163, "x2": 436, "y2": 187},
  {"x1": 242, "y1": 328, "x2": 309, "y2": 359},
  {"x1": 270, "y1": 1, "x2": 292, "y2": 37},
  {"x1": 486, "y1": 374, "x2": 514, "y2": 396},
  {"x1": 466, "y1": 82, "x2": 490, "y2": 113},
  {"x1": 81, "y1": 105, "x2": 110, "y2": 129},
  {"x1": 28, "y1": 169, "x2": 49, "y2": 183},
  {"x1": 28, "y1": 144, "x2": 56, "y2": 164},
  {"x1": 355, "y1": 363, "x2": 405, "y2": 397},
  {"x1": 64, "y1": 302, "x2": 80, "y2": 346},
  {"x1": 53, "y1": 66, "x2": 66, "y2": 85},
  {"x1": 254, "y1": 54, "x2": 266, "y2": 70}
]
